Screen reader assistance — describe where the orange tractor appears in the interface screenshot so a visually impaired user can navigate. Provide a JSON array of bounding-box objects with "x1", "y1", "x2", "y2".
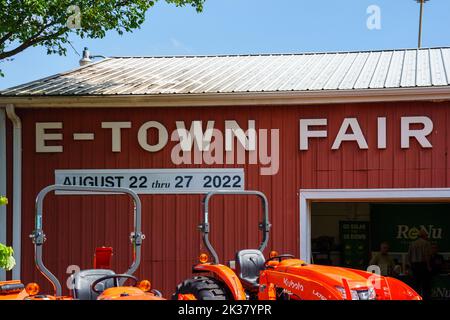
[
  {"x1": 174, "y1": 190, "x2": 421, "y2": 300},
  {"x1": 0, "y1": 185, "x2": 163, "y2": 300}
]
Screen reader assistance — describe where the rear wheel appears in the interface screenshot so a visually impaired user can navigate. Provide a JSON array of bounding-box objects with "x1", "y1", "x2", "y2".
[{"x1": 172, "y1": 276, "x2": 230, "y2": 300}]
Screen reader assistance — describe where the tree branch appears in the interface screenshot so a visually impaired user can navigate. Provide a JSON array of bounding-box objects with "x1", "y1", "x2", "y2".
[
  {"x1": 0, "y1": 20, "x2": 62, "y2": 60},
  {"x1": 0, "y1": 27, "x2": 66, "y2": 60},
  {"x1": 0, "y1": 32, "x2": 13, "y2": 45}
]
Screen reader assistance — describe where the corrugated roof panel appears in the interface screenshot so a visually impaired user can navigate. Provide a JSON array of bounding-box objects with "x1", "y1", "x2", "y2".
[
  {"x1": 139, "y1": 57, "x2": 210, "y2": 94},
  {"x1": 155, "y1": 56, "x2": 225, "y2": 93},
  {"x1": 67, "y1": 58, "x2": 154, "y2": 95},
  {"x1": 247, "y1": 55, "x2": 297, "y2": 92},
  {"x1": 3, "y1": 58, "x2": 118, "y2": 95},
  {"x1": 323, "y1": 53, "x2": 357, "y2": 90},
  {"x1": 229, "y1": 56, "x2": 296, "y2": 92},
  {"x1": 265, "y1": 54, "x2": 311, "y2": 91},
  {"x1": 309, "y1": 53, "x2": 347, "y2": 90},
  {"x1": 338, "y1": 52, "x2": 369, "y2": 89},
  {"x1": 96, "y1": 57, "x2": 191, "y2": 95},
  {"x1": 188, "y1": 55, "x2": 255, "y2": 93},
  {"x1": 429, "y1": 48, "x2": 448, "y2": 86},
  {"x1": 46, "y1": 58, "x2": 137, "y2": 95},
  {"x1": 400, "y1": 50, "x2": 418, "y2": 87},
  {"x1": 293, "y1": 54, "x2": 335, "y2": 90},
  {"x1": 1, "y1": 47, "x2": 449, "y2": 96},
  {"x1": 227, "y1": 55, "x2": 286, "y2": 92},
  {"x1": 102, "y1": 57, "x2": 185, "y2": 94},
  {"x1": 112, "y1": 58, "x2": 179, "y2": 94},
  {"x1": 354, "y1": 51, "x2": 381, "y2": 89},
  {"x1": 416, "y1": 49, "x2": 431, "y2": 87},
  {"x1": 212, "y1": 58, "x2": 252, "y2": 92},
  {"x1": 124, "y1": 58, "x2": 193, "y2": 94},
  {"x1": 384, "y1": 51, "x2": 405, "y2": 88},
  {"x1": 369, "y1": 51, "x2": 393, "y2": 88},
  {"x1": 276, "y1": 54, "x2": 322, "y2": 91},
  {"x1": 441, "y1": 48, "x2": 450, "y2": 85},
  {"x1": 195, "y1": 55, "x2": 267, "y2": 93},
  {"x1": 262, "y1": 55, "x2": 304, "y2": 91},
  {"x1": 178, "y1": 56, "x2": 243, "y2": 93}
]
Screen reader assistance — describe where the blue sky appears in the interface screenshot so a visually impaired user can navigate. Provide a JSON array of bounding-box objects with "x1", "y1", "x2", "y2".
[{"x1": 1, "y1": 0, "x2": 449, "y2": 89}]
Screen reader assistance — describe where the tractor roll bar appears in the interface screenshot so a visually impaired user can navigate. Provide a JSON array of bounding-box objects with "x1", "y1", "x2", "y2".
[
  {"x1": 30, "y1": 185, "x2": 144, "y2": 297},
  {"x1": 199, "y1": 190, "x2": 271, "y2": 264}
]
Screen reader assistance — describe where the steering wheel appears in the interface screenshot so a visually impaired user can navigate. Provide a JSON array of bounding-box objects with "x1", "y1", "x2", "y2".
[
  {"x1": 91, "y1": 274, "x2": 138, "y2": 294},
  {"x1": 265, "y1": 254, "x2": 295, "y2": 264}
]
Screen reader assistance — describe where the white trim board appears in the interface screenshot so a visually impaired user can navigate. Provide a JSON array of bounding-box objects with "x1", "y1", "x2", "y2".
[
  {"x1": 0, "y1": 108, "x2": 6, "y2": 281},
  {"x1": 1, "y1": 87, "x2": 449, "y2": 108},
  {"x1": 299, "y1": 188, "x2": 450, "y2": 263}
]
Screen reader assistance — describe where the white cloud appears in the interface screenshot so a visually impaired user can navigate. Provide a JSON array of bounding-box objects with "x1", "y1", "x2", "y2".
[
  {"x1": 170, "y1": 38, "x2": 183, "y2": 48},
  {"x1": 169, "y1": 38, "x2": 194, "y2": 53}
]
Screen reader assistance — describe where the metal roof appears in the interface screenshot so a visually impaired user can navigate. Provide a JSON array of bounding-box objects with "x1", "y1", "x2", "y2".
[{"x1": 2, "y1": 47, "x2": 450, "y2": 96}]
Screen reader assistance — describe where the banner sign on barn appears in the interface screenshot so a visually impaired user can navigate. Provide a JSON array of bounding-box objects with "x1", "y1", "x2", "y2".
[{"x1": 55, "y1": 168, "x2": 245, "y2": 194}]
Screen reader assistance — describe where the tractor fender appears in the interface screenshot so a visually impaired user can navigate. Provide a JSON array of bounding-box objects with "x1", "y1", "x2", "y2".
[
  {"x1": 333, "y1": 268, "x2": 421, "y2": 300},
  {"x1": 384, "y1": 277, "x2": 422, "y2": 300},
  {"x1": 193, "y1": 264, "x2": 247, "y2": 300}
]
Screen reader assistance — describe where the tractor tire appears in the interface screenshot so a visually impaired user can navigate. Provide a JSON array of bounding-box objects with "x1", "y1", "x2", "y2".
[{"x1": 172, "y1": 276, "x2": 230, "y2": 300}]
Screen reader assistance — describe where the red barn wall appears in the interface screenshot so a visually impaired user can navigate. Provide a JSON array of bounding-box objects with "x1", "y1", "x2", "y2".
[{"x1": 12, "y1": 100, "x2": 450, "y2": 295}]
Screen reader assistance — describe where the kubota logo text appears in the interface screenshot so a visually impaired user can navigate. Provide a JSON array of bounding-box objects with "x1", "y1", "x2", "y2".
[{"x1": 283, "y1": 278, "x2": 304, "y2": 291}]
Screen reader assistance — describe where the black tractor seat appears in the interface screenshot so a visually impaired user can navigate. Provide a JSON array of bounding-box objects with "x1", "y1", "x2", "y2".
[
  {"x1": 235, "y1": 249, "x2": 266, "y2": 291},
  {"x1": 71, "y1": 269, "x2": 116, "y2": 300}
]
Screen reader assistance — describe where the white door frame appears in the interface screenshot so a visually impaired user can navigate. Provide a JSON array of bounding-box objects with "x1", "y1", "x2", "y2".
[
  {"x1": 0, "y1": 108, "x2": 6, "y2": 281},
  {"x1": 299, "y1": 188, "x2": 450, "y2": 263}
]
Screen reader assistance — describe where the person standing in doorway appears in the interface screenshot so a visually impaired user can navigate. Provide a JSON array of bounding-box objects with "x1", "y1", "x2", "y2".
[
  {"x1": 369, "y1": 242, "x2": 396, "y2": 276},
  {"x1": 407, "y1": 229, "x2": 433, "y2": 299},
  {"x1": 430, "y1": 243, "x2": 445, "y2": 275}
]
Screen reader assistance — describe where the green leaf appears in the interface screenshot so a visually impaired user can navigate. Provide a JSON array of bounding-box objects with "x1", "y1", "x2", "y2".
[
  {"x1": 0, "y1": 196, "x2": 8, "y2": 206},
  {"x1": 0, "y1": 243, "x2": 15, "y2": 271}
]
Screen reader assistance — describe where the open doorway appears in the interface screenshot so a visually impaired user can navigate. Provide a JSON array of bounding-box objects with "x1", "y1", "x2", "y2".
[
  {"x1": 300, "y1": 188, "x2": 450, "y2": 300},
  {"x1": 311, "y1": 202, "x2": 450, "y2": 269}
]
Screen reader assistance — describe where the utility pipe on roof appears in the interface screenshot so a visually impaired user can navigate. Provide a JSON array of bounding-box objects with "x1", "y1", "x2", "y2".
[
  {"x1": 0, "y1": 108, "x2": 7, "y2": 281},
  {"x1": 5, "y1": 104, "x2": 21, "y2": 280}
]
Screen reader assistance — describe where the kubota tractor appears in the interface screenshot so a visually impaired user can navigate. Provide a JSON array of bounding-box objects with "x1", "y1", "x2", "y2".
[
  {"x1": 0, "y1": 185, "x2": 163, "y2": 300},
  {"x1": 173, "y1": 190, "x2": 421, "y2": 300}
]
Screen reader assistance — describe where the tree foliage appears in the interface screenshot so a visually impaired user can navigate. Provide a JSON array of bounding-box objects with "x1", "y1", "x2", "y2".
[
  {"x1": 0, "y1": 244, "x2": 15, "y2": 271},
  {"x1": 0, "y1": 0, "x2": 204, "y2": 65}
]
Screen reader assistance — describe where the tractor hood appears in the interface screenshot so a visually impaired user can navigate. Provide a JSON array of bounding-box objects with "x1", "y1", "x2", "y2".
[
  {"x1": 273, "y1": 259, "x2": 421, "y2": 300},
  {"x1": 98, "y1": 286, "x2": 165, "y2": 300},
  {"x1": 276, "y1": 260, "x2": 372, "y2": 289}
]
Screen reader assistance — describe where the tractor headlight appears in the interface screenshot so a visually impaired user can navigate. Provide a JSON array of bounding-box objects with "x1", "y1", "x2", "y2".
[
  {"x1": 337, "y1": 286, "x2": 376, "y2": 300},
  {"x1": 335, "y1": 286, "x2": 347, "y2": 299},
  {"x1": 350, "y1": 290, "x2": 360, "y2": 300},
  {"x1": 352, "y1": 288, "x2": 376, "y2": 300}
]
